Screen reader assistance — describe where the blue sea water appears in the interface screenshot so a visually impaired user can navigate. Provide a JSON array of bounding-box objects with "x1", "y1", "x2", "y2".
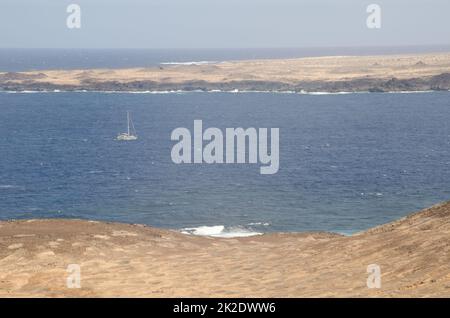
[{"x1": 0, "y1": 91, "x2": 449, "y2": 235}]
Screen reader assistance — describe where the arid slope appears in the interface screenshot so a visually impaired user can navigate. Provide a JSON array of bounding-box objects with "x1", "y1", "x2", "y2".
[{"x1": 0, "y1": 201, "x2": 449, "y2": 297}]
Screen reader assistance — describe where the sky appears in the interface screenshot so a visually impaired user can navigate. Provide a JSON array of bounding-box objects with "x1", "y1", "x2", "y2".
[{"x1": 0, "y1": 0, "x2": 449, "y2": 49}]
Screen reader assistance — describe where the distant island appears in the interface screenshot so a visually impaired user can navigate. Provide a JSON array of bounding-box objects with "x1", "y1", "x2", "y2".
[{"x1": 1, "y1": 52, "x2": 450, "y2": 93}]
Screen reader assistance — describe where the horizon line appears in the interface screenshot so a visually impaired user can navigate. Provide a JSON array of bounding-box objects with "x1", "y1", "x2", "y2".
[{"x1": 2, "y1": 44, "x2": 450, "y2": 50}]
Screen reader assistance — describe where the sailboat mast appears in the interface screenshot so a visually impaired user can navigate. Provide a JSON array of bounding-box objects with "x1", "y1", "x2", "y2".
[{"x1": 127, "y1": 111, "x2": 130, "y2": 135}]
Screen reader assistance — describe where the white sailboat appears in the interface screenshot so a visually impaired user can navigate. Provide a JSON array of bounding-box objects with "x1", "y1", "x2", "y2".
[{"x1": 117, "y1": 111, "x2": 138, "y2": 141}]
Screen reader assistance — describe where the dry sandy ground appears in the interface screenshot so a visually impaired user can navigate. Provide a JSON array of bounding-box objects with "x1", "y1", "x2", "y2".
[
  {"x1": 2, "y1": 52, "x2": 450, "y2": 86},
  {"x1": 0, "y1": 201, "x2": 449, "y2": 297}
]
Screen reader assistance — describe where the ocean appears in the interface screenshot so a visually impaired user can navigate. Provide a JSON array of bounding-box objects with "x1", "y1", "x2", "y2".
[{"x1": 0, "y1": 91, "x2": 449, "y2": 236}]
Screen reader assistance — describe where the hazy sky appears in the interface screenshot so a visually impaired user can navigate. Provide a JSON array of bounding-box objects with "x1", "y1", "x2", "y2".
[{"x1": 1, "y1": 0, "x2": 449, "y2": 48}]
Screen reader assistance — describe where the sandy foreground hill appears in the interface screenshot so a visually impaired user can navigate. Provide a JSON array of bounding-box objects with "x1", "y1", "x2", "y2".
[
  {"x1": 1, "y1": 52, "x2": 450, "y2": 92},
  {"x1": 0, "y1": 201, "x2": 449, "y2": 297}
]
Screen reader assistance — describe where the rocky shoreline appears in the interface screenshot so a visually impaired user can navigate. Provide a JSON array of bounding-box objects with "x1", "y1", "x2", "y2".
[
  {"x1": 2, "y1": 52, "x2": 450, "y2": 93},
  {"x1": 1, "y1": 72, "x2": 450, "y2": 93}
]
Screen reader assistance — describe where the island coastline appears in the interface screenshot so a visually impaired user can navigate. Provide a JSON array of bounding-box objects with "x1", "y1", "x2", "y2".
[{"x1": 2, "y1": 52, "x2": 450, "y2": 94}]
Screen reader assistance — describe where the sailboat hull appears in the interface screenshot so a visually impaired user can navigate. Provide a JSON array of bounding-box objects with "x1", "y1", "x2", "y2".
[{"x1": 117, "y1": 133, "x2": 138, "y2": 141}]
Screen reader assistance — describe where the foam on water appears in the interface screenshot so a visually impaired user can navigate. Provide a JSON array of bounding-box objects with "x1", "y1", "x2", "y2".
[
  {"x1": 0, "y1": 185, "x2": 23, "y2": 190},
  {"x1": 303, "y1": 91, "x2": 354, "y2": 95},
  {"x1": 181, "y1": 225, "x2": 262, "y2": 238},
  {"x1": 160, "y1": 61, "x2": 218, "y2": 66},
  {"x1": 0, "y1": 89, "x2": 444, "y2": 95}
]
